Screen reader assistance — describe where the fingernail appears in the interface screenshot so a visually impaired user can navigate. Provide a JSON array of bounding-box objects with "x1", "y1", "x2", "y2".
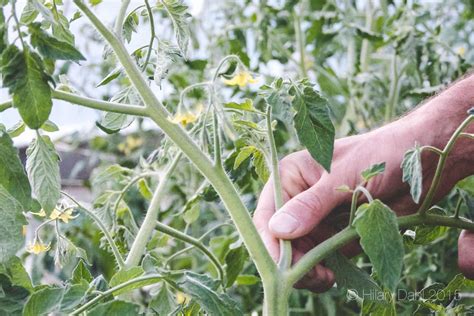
[{"x1": 269, "y1": 213, "x2": 299, "y2": 235}]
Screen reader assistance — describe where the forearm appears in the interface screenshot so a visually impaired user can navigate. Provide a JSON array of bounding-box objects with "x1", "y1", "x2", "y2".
[
  {"x1": 359, "y1": 75, "x2": 474, "y2": 213},
  {"x1": 410, "y1": 75, "x2": 474, "y2": 177}
]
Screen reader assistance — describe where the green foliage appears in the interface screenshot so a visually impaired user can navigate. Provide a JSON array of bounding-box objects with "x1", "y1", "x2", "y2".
[
  {"x1": 361, "y1": 162, "x2": 386, "y2": 182},
  {"x1": 149, "y1": 284, "x2": 176, "y2": 315},
  {"x1": 29, "y1": 23, "x2": 85, "y2": 61},
  {"x1": 96, "y1": 112, "x2": 132, "y2": 134},
  {"x1": 171, "y1": 272, "x2": 243, "y2": 315},
  {"x1": 290, "y1": 81, "x2": 335, "y2": 171},
  {"x1": 0, "y1": 9, "x2": 7, "y2": 54},
  {"x1": 0, "y1": 274, "x2": 30, "y2": 315},
  {"x1": 88, "y1": 300, "x2": 139, "y2": 316},
  {"x1": 26, "y1": 135, "x2": 61, "y2": 213},
  {"x1": 23, "y1": 287, "x2": 64, "y2": 316},
  {"x1": 401, "y1": 145, "x2": 424, "y2": 203},
  {"x1": 326, "y1": 252, "x2": 384, "y2": 302},
  {"x1": 0, "y1": 188, "x2": 27, "y2": 263},
  {"x1": 224, "y1": 244, "x2": 247, "y2": 287},
  {"x1": 1, "y1": 45, "x2": 52, "y2": 129},
  {"x1": 161, "y1": 0, "x2": 191, "y2": 56},
  {"x1": 0, "y1": 131, "x2": 32, "y2": 210},
  {"x1": 354, "y1": 200, "x2": 404, "y2": 292}
]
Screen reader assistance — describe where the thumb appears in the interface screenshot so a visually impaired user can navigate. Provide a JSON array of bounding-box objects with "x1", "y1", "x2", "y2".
[{"x1": 268, "y1": 177, "x2": 342, "y2": 239}]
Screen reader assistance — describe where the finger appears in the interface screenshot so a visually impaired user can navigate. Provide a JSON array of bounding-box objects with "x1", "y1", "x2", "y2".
[
  {"x1": 268, "y1": 177, "x2": 345, "y2": 239},
  {"x1": 458, "y1": 230, "x2": 474, "y2": 279},
  {"x1": 253, "y1": 180, "x2": 281, "y2": 261}
]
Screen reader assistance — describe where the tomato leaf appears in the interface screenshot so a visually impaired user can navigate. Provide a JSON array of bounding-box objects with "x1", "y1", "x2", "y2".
[
  {"x1": 224, "y1": 245, "x2": 247, "y2": 288},
  {"x1": 0, "y1": 275, "x2": 30, "y2": 315},
  {"x1": 224, "y1": 99, "x2": 257, "y2": 112},
  {"x1": 88, "y1": 300, "x2": 140, "y2": 316},
  {"x1": 290, "y1": 82, "x2": 335, "y2": 171},
  {"x1": 354, "y1": 200, "x2": 404, "y2": 292},
  {"x1": 0, "y1": 257, "x2": 33, "y2": 291},
  {"x1": 161, "y1": 0, "x2": 191, "y2": 56},
  {"x1": 401, "y1": 144, "x2": 423, "y2": 203},
  {"x1": 0, "y1": 187, "x2": 27, "y2": 263},
  {"x1": 150, "y1": 284, "x2": 176, "y2": 315},
  {"x1": 1, "y1": 45, "x2": 53, "y2": 129},
  {"x1": 71, "y1": 260, "x2": 93, "y2": 284},
  {"x1": 173, "y1": 272, "x2": 243, "y2": 315},
  {"x1": 0, "y1": 9, "x2": 7, "y2": 54},
  {"x1": 26, "y1": 135, "x2": 61, "y2": 213},
  {"x1": 23, "y1": 287, "x2": 64, "y2": 316},
  {"x1": 326, "y1": 252, "x2": 385, "y2": 302},
  {"x1": 96, "y1": 112, "x2": 133, "y2": 134},
  {"x1": 183, "y1": 203, "x2": 200, "y2": 225},
  {"x1": 252, "y1": 149, "x2": 269, "y2": 183},
  {"x1": 109, "y1": 267, "x2": 158, "y2": 295},
  {"x1": 233, "y1": 146, "x2": 257, "y2": 169},
  {"x1": 0, "y1": 131, "x2": 32, "y2": 210},
  {"x1": 30, "y1": 23, "x2": 85, "y2": 61},
  {"x1": 361, "y1": 162, "x2": 386, "y2": 182}
]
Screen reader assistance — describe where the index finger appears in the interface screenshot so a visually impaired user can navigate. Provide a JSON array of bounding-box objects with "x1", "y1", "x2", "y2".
[{"x1": 253, "y1": 178, "x2": 281, "y2": 261}]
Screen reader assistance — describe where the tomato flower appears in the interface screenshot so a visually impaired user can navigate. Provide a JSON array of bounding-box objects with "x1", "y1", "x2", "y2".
[
  {"x1": 50, "y1": 208, "x2": 77, "y2": 223},
  {"x1": 26, "y1": 239, "x2": 50, "y2": 255},
  {"x1": 169, "y1": 103, "x2": 204, "y2": 127},
  {"x1": 223, "y1": 71, "x2": 257, "y2": 87},
  {"x1": 175, "y1": 291, "x2": 190, "y2": 304},
  {"x1": 118, "y1": 135, "x2": 144, "y2": 155}
]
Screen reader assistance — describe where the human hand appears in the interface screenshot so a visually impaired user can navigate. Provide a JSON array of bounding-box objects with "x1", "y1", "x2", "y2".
[{"x1": 253, "y1": 109, "x2": 473, "y2": 291}]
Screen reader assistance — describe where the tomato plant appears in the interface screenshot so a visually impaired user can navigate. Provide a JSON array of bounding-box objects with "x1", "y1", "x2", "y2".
[{"x1": 0, "y1": 0, "x2": 473, "y2": 315}]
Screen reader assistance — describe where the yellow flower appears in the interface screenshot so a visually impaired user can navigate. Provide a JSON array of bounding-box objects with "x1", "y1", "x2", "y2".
[
  {"x1": 176, "y1": 291, "x2": 190, "y2": 304},
  {"x1": 457, "y1": 47, "x2": 466, "y2": 57},
  {"x1": 26, "y1": 239, "x2": 50, "y2": 255},
  {"x1": 223, "y1": 71, "x2": 257, "y2": 87},
  {"x1": 118, "y1": 136, "x2": 144, "y2": 155},
  {"x1": 169, "y1": 112, "x2": 199, "y2": 126},
  {"x1": 50, "y1": 208, "x2": 77, "y2": 223},
  {"x1": 22, "y1": 225, "x2": 27, "y2": 236},
  {"x1": 169, "y1": 103, "x2": 204, "y2": 127},
  {"x1": 31, "y1": 209, "x2": 46, "y2": 217}
]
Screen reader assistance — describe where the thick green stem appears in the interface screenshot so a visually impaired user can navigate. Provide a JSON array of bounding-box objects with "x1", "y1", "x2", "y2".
[
  {"x1": 61, "y1": 191, "x2": 126, "y2": 269},
  {"x1": 266, "y1": 106, "x2": 292, "y2": 270},
  {"x1": 114, "y1": 0, "x2": 131, "y2": 39},
  {"x1": 419, "y1": 115, "x2": 473, "y2": 215},
  {"x1": 71, "y1": 274, "x2": 163, "y2": 315},
  {"x1": 73, "y1": 1, "x2": 276, "y2": 279},
  {"x1": 262, "y1": 275, "x2": 291, "y2": 316},
  {"x1": 125, "y1": 153, "x2": 182, "y2": 267},
  {"x1": 287, "y1": 213, "x2": 474, "y2": 286},
  {"x1": 154, "y1": 221, "x2": 224, "y2": 283},
  {"x1": 0, "y1": 90, "x2": 148, "y2": 116}
]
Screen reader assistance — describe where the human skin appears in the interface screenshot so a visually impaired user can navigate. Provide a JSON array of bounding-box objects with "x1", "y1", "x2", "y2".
[{"x1": 253, "y1": 75, "x2": 474, "y2": 292}]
